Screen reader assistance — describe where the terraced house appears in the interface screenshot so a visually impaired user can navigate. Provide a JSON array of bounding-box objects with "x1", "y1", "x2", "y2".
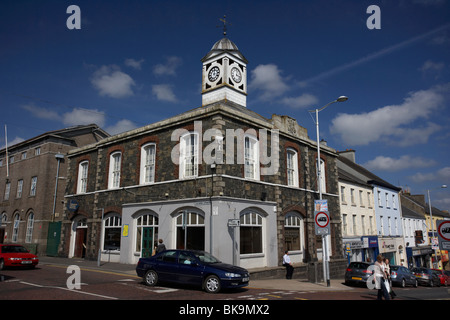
[{"x1": 59, "y1": 35, "x2": 346, "y2": 278}]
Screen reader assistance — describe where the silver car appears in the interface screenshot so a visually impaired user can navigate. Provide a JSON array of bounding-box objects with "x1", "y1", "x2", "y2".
[{"x1": 390, "y1": 265, "x2": 418, "y2": 288}]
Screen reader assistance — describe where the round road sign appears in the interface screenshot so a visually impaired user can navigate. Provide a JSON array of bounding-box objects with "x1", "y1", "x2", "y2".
[
  {"x1": 438, "y1": 221, "x2": 450, "y2": 241},
  {"x1": 315, "y1": 211, "x2": 329, "y2": 228}
]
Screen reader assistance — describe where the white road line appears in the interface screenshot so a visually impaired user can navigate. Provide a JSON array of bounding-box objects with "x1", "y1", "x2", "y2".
[{"x1": 19, "y1": 281, "x2": 118, "y2": 300}]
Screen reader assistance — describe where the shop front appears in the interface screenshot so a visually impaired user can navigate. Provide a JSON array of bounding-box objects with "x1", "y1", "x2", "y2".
[{"x1": 379, "y1": 237, "x2": 406, "y2": 266}]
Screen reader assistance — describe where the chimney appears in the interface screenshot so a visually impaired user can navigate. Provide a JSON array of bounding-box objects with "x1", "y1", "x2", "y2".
[{"x1": 338, "y1": 149, "x2": 356, "y2": 163}]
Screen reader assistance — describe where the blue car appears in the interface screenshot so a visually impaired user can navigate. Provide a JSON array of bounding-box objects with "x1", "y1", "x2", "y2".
[{"x1": 136, "y1": 249, "x2": 250, "y2": 293}]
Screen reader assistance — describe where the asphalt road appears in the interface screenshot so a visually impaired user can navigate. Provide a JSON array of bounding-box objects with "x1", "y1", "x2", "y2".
[{"x1": 1, "y1": 263, "x2": 449, "y2": 302}]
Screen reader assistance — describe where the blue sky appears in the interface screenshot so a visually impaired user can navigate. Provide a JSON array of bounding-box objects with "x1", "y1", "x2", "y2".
[{"x1": 1, "y1": 0, "x2": 449, "y2": 210}]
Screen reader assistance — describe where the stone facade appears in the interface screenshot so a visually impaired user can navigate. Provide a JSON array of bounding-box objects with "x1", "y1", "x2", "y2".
[
  {"x1": 0, "y1": 125, "x2": 109, "y2": 255},
  {"x1": 60, "y1": 101, "x2": 344, "y2": 273}
]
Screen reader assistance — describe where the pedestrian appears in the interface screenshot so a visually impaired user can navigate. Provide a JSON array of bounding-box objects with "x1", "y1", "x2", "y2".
[
  {"x1": 374, "y1": 255, "x2": 390, "y2": 300},
  {"x1": 384, "y1": 258, "x2": 396, "y2": 299},
  {"x1": 155, "y1": 239, "x2": 166, "y2": 254},
  {"x1": 283, "y1": 250, "x2": 294, "y2": 279}
]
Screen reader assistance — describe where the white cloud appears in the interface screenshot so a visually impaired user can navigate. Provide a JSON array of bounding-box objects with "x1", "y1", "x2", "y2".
[
  {"x1": 22, "y1": 103, "x2": 61, "y2": 121},
  {"x1": 105, "y1": 119, "x2": 138, "y2": 135},
  {"x1": 125, "y1": 58, "x2": 145, "y2": 70},
  {"x1": 330, "y1": 84, "x2": 448, "y2": 146},
  {"x1": 249, "y1": 64, "x2": 290, "y2": 100},
  {"x1": 91, "y1": 65, "x2": 135, "y2": 98},
  {"x1": 364, "y1": 155, "x2": 437, "y2": 172},
  {"x1": 153, "y1": 56, "x2": 182, "y2": 76},
  {"x1": 281, "y1": 93, "x2": 319, "y2": 109},
  {"x1": 1, "y1": 136, "x2": 25, "y2": 149},
  {"x1": 409, "y1": 166, "x2": 450, "y2": 183},
  {"x1": 152, "y1": 84, "x2": 178, "y2": 102},
  {"x1": 419, "y1": 60, "x2": 445, "y2": 79},
  {"x1": 62, "y1": 108, "x2": 105, "y2": 127}
]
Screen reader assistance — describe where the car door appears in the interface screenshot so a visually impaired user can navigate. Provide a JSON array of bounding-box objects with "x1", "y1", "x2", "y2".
[
  {"x1": 155, "y1": 250, "x2": 180, "y2": 282},
  {"x1": 177, "y1": 251, "x2": 204, "y2": 285},
  {"x1": 402, "y1": 267, "x2": 413, "y2": 285}
]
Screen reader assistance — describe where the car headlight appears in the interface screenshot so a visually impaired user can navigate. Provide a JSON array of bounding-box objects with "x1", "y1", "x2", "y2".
[
  {"x1": 225, "y1": 273, "x2": 241, "y2": 278},
  {"x1": 9, "y1": 258, "x2": 22, "y2": 261}
]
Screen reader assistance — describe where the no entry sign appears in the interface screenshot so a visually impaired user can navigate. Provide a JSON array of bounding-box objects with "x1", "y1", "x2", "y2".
[
  {"x1": 314, "y1": 211, "x2": 330, "y2": 235},
  {"x1": 437, "y1": 220, "x2": 450, "y2": 250}
]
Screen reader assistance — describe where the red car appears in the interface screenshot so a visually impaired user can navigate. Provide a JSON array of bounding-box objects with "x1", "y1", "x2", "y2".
[
  {"x1": 432, "y1": 269, "x2": 449, "y2": 286},
  {"x1": 0, "y1": 244, "x2": 39, "y2": 270}
]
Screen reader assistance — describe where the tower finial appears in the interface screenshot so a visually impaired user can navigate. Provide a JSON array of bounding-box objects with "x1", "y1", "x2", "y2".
[{"x1": 218, "y1": 15, "x2": 231, "y2": 37}]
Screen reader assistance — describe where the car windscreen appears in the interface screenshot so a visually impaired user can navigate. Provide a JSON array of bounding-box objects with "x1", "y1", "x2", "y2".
[
  {"x1": 193, "y1": 252, "x2": 221, "y2": 264},
  {"x1": 1, "y1": 245, "x2": 29, "y2": 253}
]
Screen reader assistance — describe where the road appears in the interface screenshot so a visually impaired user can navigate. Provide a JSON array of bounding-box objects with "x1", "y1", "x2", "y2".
[{"x1": 1, "y1": 263, "x2": 449, "y2": 302}]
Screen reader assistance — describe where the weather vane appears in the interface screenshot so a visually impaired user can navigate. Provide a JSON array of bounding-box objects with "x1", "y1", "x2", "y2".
[{"x1": 218, "y1": 15, "x2": 231, "y2": 37}]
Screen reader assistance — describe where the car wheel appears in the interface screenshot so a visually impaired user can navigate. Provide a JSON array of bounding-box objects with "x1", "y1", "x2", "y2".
[
  {"x1": 414, "y1": 279, "x2": 418, "y2": 288},
  {"x1": 401, "y1": 279, "x2": 406, "y2": 288},
  {"x1": 143, "y1": 270, "x2": 158, "y2": 286},
  {"x1": 0, "y1": 259, "x2": 4, "y2": 270},
  {"x1": 204, "y1": 275, "x2": 221, "y2": 293}
]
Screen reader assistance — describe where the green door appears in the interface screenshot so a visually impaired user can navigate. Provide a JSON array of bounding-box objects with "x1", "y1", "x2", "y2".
[
  {"x1": 46, "y1": 221, "x2": 61, "y2": 256},
  {"x1": 142, "y1": 227, "x2": 153, "y2": 258}
]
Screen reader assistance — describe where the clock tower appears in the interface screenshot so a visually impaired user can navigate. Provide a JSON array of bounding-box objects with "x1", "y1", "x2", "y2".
[{"x1": 201, "y1": 28, "x2": 248, "y2": 107}]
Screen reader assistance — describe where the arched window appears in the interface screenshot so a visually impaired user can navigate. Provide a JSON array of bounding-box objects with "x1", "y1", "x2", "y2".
[
  {"x1": 284, "y1": 213, "x2": 304, "y2": 252},
  {"x1": 108, "y1": 151, "x2": 122, "y2": 189},
  {"x1": 12, "y1": 213, "x2": 20, "y2": 242},
  {"x1": 77, "y1": 161, "x2": 89, "y2": 194},
  {"x1": 176, "y1": 211, "x2": 204, "y2": 250},
  {"x1": 140, "y1": 143, "x2": 156, "y2": 184},
  {"x1": 240, "y1": 212, "x2": 263, "y2": 254},
  {"x1": 103, "y1": 214, "x2": 122, "y2": 251},
  {"x1": 244, "y1": 135, "x2": 259, "y2": 180},
  {"x1": 25, "y1": 212, "x2": 34, "y2": 243},
  {"x1": 286, "y1": 148, "x2": 298, "y2": 187},
  {"x1": 179, "y1": 133, "x2": 199, "y2": 179}
]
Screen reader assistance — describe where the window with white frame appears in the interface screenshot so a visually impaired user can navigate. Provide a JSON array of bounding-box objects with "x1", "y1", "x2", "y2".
[
  {"x1": 176, "y1": 211, "x2": 204, "y2": 250},
  {"x1": 12, "y1": 213, "x2": 20, "y2": 242},
  {"x1": 25, "y1": 212, "x2": 34, "y2": 243},
  {"x1": 286, "y1": 148, "x2": 299, "y2": 187},
  {"x1": 244, "y1": 135, "x2": 259, "y2": 180},
  {"x1": 108, "y1": 152, "x2": 121, "y2": 189},
  {"x1": 240, "y1": 212, "x2": 263, "y2": 254},
  {"x1": 140, "y1": 143, "x2": 156, "y2": 184},
  {"x1": 179, "y1": 133, "x2": 198, "y2": 179},
  {"x1": 103, "y1": 214, "x2": 121, "y2": 251},
  {"x1": 30, "y1": 176, "x2": 37, "y2": 196},
  {"x1": 135, "y1": 214, "x2": 159, "y2": 256},
  {"x1": 342, "y1": 214, "x2": 348, "y2": 235},
  {"x1": 16, "y1": 180, "x2": 23, "y2": 198},
  {"x1": 284, "y1": 213, "x2": 304, "y2": 251},
  {"x1": 340, "y1": 186, "x2": 346, "y2": 203},
  {"x1": 4, "y1": 182, "x2": 10, "y2": 201},
  {"x1": 77, "y1": 161, "x2": 89, "y2": 194}
]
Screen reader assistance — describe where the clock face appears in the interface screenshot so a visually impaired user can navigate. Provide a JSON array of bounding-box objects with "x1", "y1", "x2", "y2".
[
  {"x1": 231, "y1": 67, "x2": 242, "y2": 83},
  {"x1": 208, "y1": 66, "x2": 220, "y2": 82}
]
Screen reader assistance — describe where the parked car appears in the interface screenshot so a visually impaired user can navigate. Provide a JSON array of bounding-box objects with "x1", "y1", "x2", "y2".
[
  {"x1": 411, "y1": 267, "x2": 440, "y2": 287},
  {"x1": 0, "y1": 244, "x2": 39, "y2": 270},
  {"x1": 432, "y1": 269, "x2": 449, "y2": 286},
  {"x1": 390, "y1": 265, "x2": 418, "y2": 288},
  {"x1": 136, "y1": 249, "x2": 249, "y2": 293},
  {"x1": 344, "y1": 261, "x2": 373, "y2": 286}
]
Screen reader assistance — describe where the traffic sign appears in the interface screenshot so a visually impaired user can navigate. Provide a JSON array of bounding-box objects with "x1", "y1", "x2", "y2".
[
  {"x1": 314, "y1": 211, "x2": 330, "y2": 235},
  {"x1": 437, "y1": 220, "x2": 450, "y2": 250}
]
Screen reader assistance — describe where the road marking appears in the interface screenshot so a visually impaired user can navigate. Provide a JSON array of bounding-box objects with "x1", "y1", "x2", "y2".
[{"x1": 19, "y1": 281, "x2": 118, "y2": 300}]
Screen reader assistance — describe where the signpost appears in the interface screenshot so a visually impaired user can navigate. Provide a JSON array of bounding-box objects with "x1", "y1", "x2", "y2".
[{"x1": 314, "y1": 200, "x2": 330, "y2": 286}]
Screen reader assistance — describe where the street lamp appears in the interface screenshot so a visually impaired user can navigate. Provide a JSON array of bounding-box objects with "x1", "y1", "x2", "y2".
[
  {"x1": 427, "y1": 184, "x2": 447, "y2": 268},
  {"x1": 309, "y1": 96, "x2": 348, "y2": 287}
]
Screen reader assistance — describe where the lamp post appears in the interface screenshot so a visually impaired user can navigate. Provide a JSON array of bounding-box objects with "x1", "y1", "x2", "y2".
[
  {"x1": 309, "y1": 96, "x2": 348, "y2": 287},
  {"x1": 427, "y1": 184, "x2": 447, "y2": 268}
]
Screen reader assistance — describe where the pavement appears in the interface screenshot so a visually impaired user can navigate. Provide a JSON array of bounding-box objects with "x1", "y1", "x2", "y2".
[{"x1": 38, "y1": 256, "x2": 353, "y2": 292}]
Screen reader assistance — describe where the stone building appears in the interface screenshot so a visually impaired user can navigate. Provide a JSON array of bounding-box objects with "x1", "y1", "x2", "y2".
[
  {"x1": 60, "y1": 35, "x2": 345, "y2": 276},
  {"x1": 0, "y1": 125, "x2": 109, "y2": 255}
]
